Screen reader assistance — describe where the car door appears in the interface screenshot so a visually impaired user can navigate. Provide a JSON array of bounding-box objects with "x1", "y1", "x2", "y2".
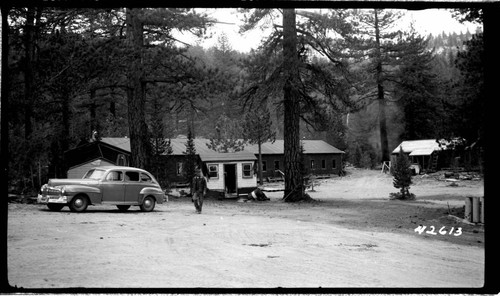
[
  {"x1": 101, "y1": 170, "x2": 125, "y2": 203},
  {"x1": 124, "y1": 171, "x2": 143, "y2": 203}
]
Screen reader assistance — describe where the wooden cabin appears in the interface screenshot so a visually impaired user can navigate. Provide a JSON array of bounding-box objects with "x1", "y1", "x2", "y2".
[
  {"x1": 391, "y1": 139, "x2": 444, "y2": 173},
  {"x1": 64, "y1": 139, "x2": 131, "y2": 179},
  {"x1": 245, "y1": 140, "x2": 345, "y2": 182},
  {"x1": 200, "y1": 151, "x2": 257, "y2": 198}
]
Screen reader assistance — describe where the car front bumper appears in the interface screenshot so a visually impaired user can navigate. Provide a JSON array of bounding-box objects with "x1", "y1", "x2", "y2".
[{"x1": 37, "y1": 194, "x2": 68, "y2": 204}]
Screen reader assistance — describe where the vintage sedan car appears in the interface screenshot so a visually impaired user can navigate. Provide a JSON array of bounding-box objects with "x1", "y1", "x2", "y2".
[{"x1": 38, "y1": 166, "x2": 166, "y2": 212}]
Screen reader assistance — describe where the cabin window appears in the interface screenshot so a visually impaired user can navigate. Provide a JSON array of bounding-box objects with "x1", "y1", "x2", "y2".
[
  {"x1": 242, "y1": 163, "x2": 253, "y2": 178},
  {"x1": 322, "y1": 159, "x2": 326, "y2": 169},
  {"x1": 208, "y1": 165, "x2": 219, "y2": 179},
  {"x1": 332, "y1": 159, "x2": 337, "y2": 169},
  {"x1": 261, "y1": 161, "x2": 267, "y2": 172},
  {"x1": 176, "y1": 162, "x2": 183, "y2": 176},
  {"x1": 116, "y1": 154, "x2": 128, "y2": 166},
  {"x1": 274, "y1": 160, "x2": 280, "y2": 171},
  {"x1": 310, "y1": 160, "x2": 315, "y2": 169}
]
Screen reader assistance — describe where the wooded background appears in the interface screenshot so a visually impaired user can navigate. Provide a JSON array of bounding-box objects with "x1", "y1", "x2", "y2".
[{"x1": 1, "y1": 7, "x2": 485, "y2": 200}]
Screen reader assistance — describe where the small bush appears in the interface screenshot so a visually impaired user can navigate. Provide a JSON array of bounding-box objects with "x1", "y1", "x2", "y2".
[
  {"x1": 391, "y1": 147, "x2": 415, "y2": 200},
  {"x1": 389, "y1": 192, "x2": 416, "y2": 200}
]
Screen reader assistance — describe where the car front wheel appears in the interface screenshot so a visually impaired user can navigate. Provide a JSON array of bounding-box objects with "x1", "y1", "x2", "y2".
[
  {"x1": 69, "y1": 195, "x2": 88, "y2": 212},
  {"x1": 140, "y1": 196, "x2": 155, "y2": 212}
]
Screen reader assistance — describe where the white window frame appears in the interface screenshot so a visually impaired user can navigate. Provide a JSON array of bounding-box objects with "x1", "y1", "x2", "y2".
[
  {"x1": 208, "y1": 164, "x2": 219, "y2": 179},
  {"x1": 242, "y1": 163, "x2": 253, "y2": 178}
]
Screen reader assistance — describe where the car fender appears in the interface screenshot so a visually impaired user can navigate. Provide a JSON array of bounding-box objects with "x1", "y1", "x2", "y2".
[
  {"x1": 61, "y1": 185, "x2": 102, "y2": 203},
  {"x1": 140, "y1": 187, "x2": 165, "y2": 204}
]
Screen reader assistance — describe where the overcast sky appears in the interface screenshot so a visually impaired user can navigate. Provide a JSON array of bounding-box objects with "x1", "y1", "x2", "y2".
[{"x1": 179, "y1": 8, "x2": 482, "y2": 53}]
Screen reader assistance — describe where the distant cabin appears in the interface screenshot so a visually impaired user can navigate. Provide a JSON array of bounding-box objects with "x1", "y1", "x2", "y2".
[
  {"x1": 64, "y1": 137, "x2": 344, "y2": 195},
  {"x1": 391, "y1": 139, "x2": 444, "y2": 173}
]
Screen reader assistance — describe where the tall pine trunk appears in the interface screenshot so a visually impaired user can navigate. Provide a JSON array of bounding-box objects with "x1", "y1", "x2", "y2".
[
  {"x1": 282, "y1": 9, "x2": 303, "y2": 202},
  {"x1": 60, "y1": 87, "x2": 70, "y2": 178},
  {"x1": 1, "y1": 7, "x2": 12, "y2": 285},
  {"x1": 24, "y1": 7, "x2": 35, "y2": 140},
  {"x1": 374, "y1": 9, "x2": 390, "y2": 162},
  {"x1": 126, "y1": 8, "x2": 151, "y2": 170},
  {"x1": 22, "y1": 8, "x2": 36, "y2": 184}
]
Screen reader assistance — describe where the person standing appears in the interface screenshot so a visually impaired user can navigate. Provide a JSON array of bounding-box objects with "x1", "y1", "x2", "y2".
[{"x1": 192, "y1": 168, "x2": 207, "y2": 214}]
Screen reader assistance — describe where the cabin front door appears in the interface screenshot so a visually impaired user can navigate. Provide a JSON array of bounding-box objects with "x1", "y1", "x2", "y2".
[{"x1": 224, "y1": 164, "x2": 237, "y2": 195}]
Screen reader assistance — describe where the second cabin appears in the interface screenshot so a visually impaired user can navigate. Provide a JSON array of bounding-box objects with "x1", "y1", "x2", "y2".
[{"x1": 200, "y1": 151, "x2": 257, "y2": 198}]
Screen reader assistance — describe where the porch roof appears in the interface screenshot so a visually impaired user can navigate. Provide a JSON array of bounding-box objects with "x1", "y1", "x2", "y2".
[{"x1": 199, "y1": 151, "x2": 257, "y2": 162}]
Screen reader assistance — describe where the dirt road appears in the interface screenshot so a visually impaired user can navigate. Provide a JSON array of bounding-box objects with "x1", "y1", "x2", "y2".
[{"x1": 7, "y1": 169, "x2": 485, "y2": 289}]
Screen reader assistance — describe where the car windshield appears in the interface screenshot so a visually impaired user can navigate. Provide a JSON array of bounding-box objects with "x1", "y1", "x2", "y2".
[{"x1": 83, "y1": 169, "x2": 106, "y2": 180}]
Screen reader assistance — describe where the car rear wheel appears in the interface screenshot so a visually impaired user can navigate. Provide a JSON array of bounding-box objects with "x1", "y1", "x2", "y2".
[
  {"x1": 69, "y1": 195, "x2": 88, "y2": 212},
  {"x1": 140, "y1": 196, "x2": 155, "y2": 212},
  {"x1": 117, "y1": 205, "x2": 131, "y2": 211},
  {"x1": 47, "y1": 204, "x2": 64, "y2": 211}
]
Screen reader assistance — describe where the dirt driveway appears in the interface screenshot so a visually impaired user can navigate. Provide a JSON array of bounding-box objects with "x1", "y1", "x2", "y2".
[{"x1": 7, "y1": 169, "x2": 485, "y2": 289}]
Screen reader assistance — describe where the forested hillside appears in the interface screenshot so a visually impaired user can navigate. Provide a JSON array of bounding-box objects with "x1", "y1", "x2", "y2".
[
  {"x1": 343, "y1": 29, "x2": 484, "y2": 169},
  {"x1": 2, "y1": 8, "x2": 485, "y2": 196}
]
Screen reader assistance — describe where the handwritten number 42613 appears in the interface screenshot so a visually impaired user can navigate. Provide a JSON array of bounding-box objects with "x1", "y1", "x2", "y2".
[{"x1": 414, "y1": 225, "x2": 462, "y2": 236}]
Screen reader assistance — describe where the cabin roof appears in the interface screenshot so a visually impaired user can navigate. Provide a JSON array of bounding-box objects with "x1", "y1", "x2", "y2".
[
  {"x1": 392, "y1": 139, "x2": 444, "y2": 156},
  {"x1": 100, "y1": 137, "x2": 344, "y2": 156},
  {"x1": 64, "y1": 140, "x2": 130, "y2": 168},
  {"x1": 246, "y1": 140, "x2": 344, "y2": 154}
]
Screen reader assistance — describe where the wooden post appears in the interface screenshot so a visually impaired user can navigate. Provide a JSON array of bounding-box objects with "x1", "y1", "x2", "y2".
[
  {"x1": 472, "y1": 196, "x2": 480, "y2": 223},
  {"x1": 480, "y1": 197, "x2": 484, "y2": 224},
  {"x1": 464, "y1": 197, "x2": 472, "y2": 222}
]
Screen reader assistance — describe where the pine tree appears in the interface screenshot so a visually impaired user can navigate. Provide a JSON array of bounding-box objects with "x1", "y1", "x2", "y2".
[
  {"x1": 348, "y1": 9, "x2": 426, "y2": 162},
  {"x1": 396, "y1": 29, "x2": 440, "y2": 140},
  {"x1": 183, "y1": 127, "x2": 197, "y2": 195},
  {"x1": 206, "y1": 114, "x2": 246, "y2": 153},
  {"x1": 242, "y1": 107, "x2": 276, "y2": 185},
  {"x1": 124, "y1": 8, "x2": 212, "y2": 170},
  {"x1": 149, "y1": 92, "x2": 172, "y2": 189},
  {"x1": 391, "y1": 147, "x2": 414, "y2": 200},
  {"x1": 239, "y1": 8, "x2": 356, "y2": 202}
]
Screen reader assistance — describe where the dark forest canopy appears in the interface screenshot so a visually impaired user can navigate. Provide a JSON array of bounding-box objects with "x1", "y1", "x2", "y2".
[{"x1": 1, "y1": 7, "x2": 487, "y2": 196}]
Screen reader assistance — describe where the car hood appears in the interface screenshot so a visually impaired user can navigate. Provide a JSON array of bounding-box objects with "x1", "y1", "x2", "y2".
[{"x1": 47, "y1": 179, "x2": 99, "y2": 187}]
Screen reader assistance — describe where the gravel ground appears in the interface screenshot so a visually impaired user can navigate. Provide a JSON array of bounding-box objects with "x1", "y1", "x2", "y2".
[{"x1": 7, "y1": 168, "x2": 485, "y2": 290}]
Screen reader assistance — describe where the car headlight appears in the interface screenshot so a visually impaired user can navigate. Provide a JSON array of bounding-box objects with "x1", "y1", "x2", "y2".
[{"x1": 61, "y1": 187, "x2": 66, "y2": 196}]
